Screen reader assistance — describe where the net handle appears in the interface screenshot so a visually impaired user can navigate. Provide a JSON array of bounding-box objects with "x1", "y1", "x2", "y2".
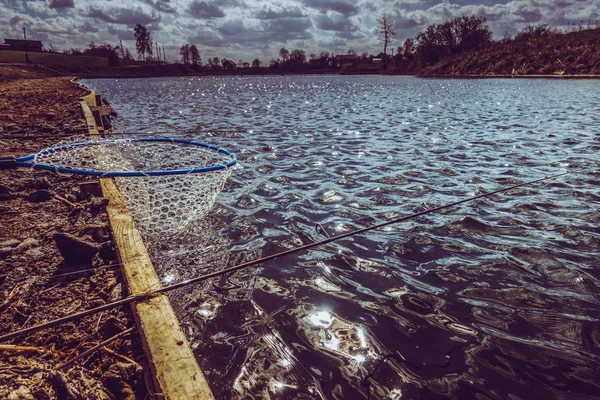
[{"x1": 14, "y1": 137, "x2": 237, "y2": 177}]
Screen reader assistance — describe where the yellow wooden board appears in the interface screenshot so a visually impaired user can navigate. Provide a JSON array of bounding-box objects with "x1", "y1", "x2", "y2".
[{"x1": 80, "y1": 89, "x2": 214, "y2": 399}]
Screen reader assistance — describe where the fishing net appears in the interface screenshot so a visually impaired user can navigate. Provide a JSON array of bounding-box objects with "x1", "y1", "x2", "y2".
[{"x1": 27, "y1": 138, "x2": 236, "y2": 237}]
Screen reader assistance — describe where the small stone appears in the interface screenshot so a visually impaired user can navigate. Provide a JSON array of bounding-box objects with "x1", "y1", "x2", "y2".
[
  {"x1": 0, "y1": 239, "x2": 20, "y2": 248},
  {"x1": 109, "y1": 283, "x2": 122, "y2": 301},
  {"x1": 89, "y1": 196, "x2": 110, "y2": 212},
  {"x1": 78, "y1": 181, "x2": 102, "y2": 199},
  {"x1": 25, "y1": 247, "x2": 45, "y2": 261},
  {"x1": 83, "y1": 224, "x2": 108, "y2": 242},
  {"x1": 28, "y1": 189, "x2": 53, "y2": 203},
  {"x1": 7, "y1": 386, "x2": 35, "y2": 400},
  {"x1": 53, "y1": 232, "x2": 99, "y2": 264},
  {"x1": 32, "y1": 178, "x2": 51, "y2": 189}
]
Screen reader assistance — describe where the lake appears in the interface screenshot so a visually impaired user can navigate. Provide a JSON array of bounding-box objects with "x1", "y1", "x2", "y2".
[{"x1": 82, "y1": 76, "x2": 600, "y2": 399}]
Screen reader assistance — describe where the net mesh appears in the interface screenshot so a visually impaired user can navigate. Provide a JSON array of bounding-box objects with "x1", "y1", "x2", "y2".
[{"x1": 33, "y1": 138, "x2": 234, "y2": 237}]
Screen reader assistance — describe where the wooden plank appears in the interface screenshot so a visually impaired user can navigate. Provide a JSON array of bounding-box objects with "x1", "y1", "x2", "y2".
[
  {"x1": 80, "y1": 89, "x2": 214, "y2": 399},
  {"x1": 100, "y1": 178, "x2": 213, "y2": 399},
  {"x1": 80, "y1": 101, "x2": 99, "y2": 135}
]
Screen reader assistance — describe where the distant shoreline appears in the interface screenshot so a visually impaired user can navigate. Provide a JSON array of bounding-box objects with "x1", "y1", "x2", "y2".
[
  {"x1": 416, "y1": 74, "x2": 600, "y2": 80},
  {"x1": 2, "y1": 63, "x2": 599, "y2": 81}
]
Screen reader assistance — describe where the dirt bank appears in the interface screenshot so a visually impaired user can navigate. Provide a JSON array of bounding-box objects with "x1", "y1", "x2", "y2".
[{"x1": 0, "y1": 65, "x2": 148, "y2": 399}]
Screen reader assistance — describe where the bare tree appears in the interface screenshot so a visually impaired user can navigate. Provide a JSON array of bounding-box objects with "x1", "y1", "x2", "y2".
[
  {"x1": 402, "y1": 38, "x2": 415, "y2": 58},
  {"x1": 134, "y1": 24, "x2": 153, "y2": 60},
  {"x1": 347, "y1": 49, "x2": 357, "y2": 56},
  {"x1": 252, "y1": 58, "x2": 262, "y2": 68},
  {"x1": 289, "y1": 49, "x2": 306, "y2": 64},
  {"x1": 190, "y1": 44, "x2": 201, "y2": 66},
  {"x1": 179, "y1": 44, "x2": 190, "y2": 64},
  {"x1": 376, "y1": 13, "x2": 396, "y2": 58},
  {"x1": 279, "y1": 47, "x2": 289, "y2": 61}
]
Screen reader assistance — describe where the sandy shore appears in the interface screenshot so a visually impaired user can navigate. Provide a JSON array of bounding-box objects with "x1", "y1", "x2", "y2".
[{"x1": 0, "y1": 66, "x2": 148, "y2": 399}]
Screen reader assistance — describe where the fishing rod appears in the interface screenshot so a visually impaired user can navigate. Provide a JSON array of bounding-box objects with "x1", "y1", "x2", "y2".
[
  {"x1": 0, "y1": 128, "x2": 314, "y2": 140},
  {"x1": 0, "y1": 171, "x2": 568, "y2": 342}
]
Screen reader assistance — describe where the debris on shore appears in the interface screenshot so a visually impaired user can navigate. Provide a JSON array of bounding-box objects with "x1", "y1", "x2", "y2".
[{"x1": 0, "y1": 66, "x2": 148, "y2": 399}]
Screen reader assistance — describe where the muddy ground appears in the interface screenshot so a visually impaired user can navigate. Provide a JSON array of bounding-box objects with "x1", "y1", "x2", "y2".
[{"x1": 0, "y1": 65, "x2": 149, "y2": 399}]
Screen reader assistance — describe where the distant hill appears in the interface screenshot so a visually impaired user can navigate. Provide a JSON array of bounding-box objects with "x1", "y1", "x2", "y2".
[{"x1": 416, "y1": 27, "x2": 600, "y2": 77}]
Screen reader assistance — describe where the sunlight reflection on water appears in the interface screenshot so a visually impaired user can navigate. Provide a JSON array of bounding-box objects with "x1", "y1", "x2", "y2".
[{"x1": 83, "y1": 76, "x2": 600, "y2": 399}]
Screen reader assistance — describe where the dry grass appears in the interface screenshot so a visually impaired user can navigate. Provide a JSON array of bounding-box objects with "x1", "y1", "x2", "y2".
[{"x1": 420, "y1": 27, "x2": 600, "y2": 76}]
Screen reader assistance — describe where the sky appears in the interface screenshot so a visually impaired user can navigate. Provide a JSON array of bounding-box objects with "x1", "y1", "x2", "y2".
[{"x1": 0, "y1": 0, "x2": 598, "y2": 63}]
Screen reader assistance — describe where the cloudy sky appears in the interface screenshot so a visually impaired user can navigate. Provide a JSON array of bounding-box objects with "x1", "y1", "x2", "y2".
[{"x1": 0, "y1": 0, "x2": 598, "y2": 63}]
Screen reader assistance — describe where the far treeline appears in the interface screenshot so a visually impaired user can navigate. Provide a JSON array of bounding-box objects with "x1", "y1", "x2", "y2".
[
  {"x1": 60, "y1": 16, "x2": 599, "y2": 76},
  {"x1": 393, "y1": 15, "x2": 600, "y2": 76},
  {"x1": 175, "y1": 14, "x2": 600, "y2": 76}
]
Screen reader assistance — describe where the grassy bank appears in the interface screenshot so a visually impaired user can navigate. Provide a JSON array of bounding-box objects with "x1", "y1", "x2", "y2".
[
  {"x1": 415, "y1": 27, "x2": 600, "y2": 77},
  {"x1": 0, "y1": 50, "x2": 108, "y2": 67}
]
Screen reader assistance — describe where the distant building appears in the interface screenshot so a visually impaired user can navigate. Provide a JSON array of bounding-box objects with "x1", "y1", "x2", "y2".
[
  {"x1": 221, "y1": 59, "x2": 236, "y2": 71},
  {"x1": 2, "y1": 39, "x2": 43, "y2": 52}
]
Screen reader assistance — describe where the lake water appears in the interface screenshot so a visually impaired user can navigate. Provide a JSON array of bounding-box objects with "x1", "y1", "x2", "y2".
[{"x1": 82, "y1": 76, "x2": 600, "y2": 399}]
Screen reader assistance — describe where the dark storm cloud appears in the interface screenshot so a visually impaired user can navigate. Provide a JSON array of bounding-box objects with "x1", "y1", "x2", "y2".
[
  {"x1": 314, "y1": 14, "x2": 357, "y2": 32},
  {"x1": 204, "y1": 14, "x2": 314, "y2": 48},
  {"x1": 256, "y1": 6, "x2": 307, "y2": 20},
  {"x1": 511, "y1": 3, "x2": 542, "y2": 23},
  {"x1": 88, "y1": 7, "x2": 161, "y2": 25},
  {"x1": 79, "y1": 20, "x2": 99, "y2": 33},
  {"x1": 218, "y1": 19, "x2": 248, "y2": 36},
  {"x1": 50, "y1": 0, "x2": 74, "y2": 9},
  {"x1": 337, "y1": 31, "x2": 364, "y2": 40},
  {"x1": 144, "y1": 0, "x2": 176, "y2": 14},
  {"x1": 189, "y1": 1, "x2": 225, "y2": 19},
  {"x1": 216, "y1": 0, "x2": 245, "y2": 6},
  {"x1": 302, "y1": 0, "x2": 358, "y2": 17},
  {"x1": 264, "y1": 18, "x2": 313, "y2": 41},
  {"x1": 9, "y1": 16, "x2": 22, "y2": 25}
]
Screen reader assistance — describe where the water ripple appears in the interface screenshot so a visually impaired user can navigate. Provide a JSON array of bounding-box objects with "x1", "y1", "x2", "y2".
[{"x1": 83, "y1": 76, "x2": 600, "y2": 400}]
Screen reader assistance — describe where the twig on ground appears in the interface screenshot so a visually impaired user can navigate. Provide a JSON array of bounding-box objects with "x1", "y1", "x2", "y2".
[
  {"x1": 54, "y1": 194, "x2": 77, "y2": 208},
  {"x1": 57, "y1": 327, "x2": 134, "y2": 370},
  {"x1": 0, "y1": 344, "x2": 44, "y2": 352},
  {"x1": 102, "y1": 346, "x2": 139, "y2": 366},
  {"x1": 20, "y1": 315, "x2": 32, "y2": 329},
  {"x1": 0, "y1": 285, "x2": 22, "y2": 313}
]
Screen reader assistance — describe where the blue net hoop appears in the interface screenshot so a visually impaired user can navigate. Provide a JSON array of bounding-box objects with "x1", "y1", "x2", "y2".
[{"x1": 15, "y1": 137, "x2": 237, "y2": 177}]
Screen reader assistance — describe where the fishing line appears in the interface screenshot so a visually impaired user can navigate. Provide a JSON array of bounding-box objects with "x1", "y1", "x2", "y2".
[{"x1": 0, "y1": 171, "x2": 570, "y2": 342}]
